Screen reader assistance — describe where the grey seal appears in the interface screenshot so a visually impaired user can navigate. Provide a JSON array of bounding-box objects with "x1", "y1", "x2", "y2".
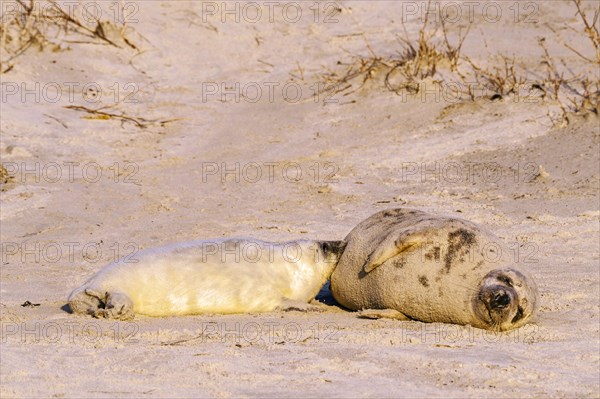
[
  {"x1": 69, "y1": 238, "x2": 345, "y2": 320},
  {"x1": 330, "y1": 209, "x2": 539, "y2": 331}
]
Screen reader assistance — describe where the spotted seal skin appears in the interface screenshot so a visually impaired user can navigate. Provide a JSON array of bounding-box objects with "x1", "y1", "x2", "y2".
[
  {"x1": 69, "y1": 238, "x2": 345, "y2": 320},
  {"x1": 330, "y1": 209, "x2": 539, "y2": 331}
]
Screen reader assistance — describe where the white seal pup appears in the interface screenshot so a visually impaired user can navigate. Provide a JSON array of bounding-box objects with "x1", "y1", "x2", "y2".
[
  {"x1": 330, "y1": 209, "x2": 539, "y2": 331},
  {"x1": 69, "y1": 238, "x2": 345, "y2": 320}
]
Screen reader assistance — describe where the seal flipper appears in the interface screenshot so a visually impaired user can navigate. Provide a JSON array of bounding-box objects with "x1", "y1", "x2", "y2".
[
  {"x1": 93, "y1": 291, "x2": 135, "y2": 320},
  {"x1": 68, "y1": 287, "x2": 103, "y2": 316},
  {"x1": 357, "y1": 308, "x2": 410, "y2": 321},
  {"x1": 363, "y1": 228, "x2": 432, "y2": 273}
]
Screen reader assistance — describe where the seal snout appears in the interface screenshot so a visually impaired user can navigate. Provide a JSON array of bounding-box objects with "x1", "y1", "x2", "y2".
[
  {"x1": 489, "y1": 290, "x2": 511, "y2": 310},
  {"x1": 481, "y1": 285, "x2": 515, "y2": 313}
]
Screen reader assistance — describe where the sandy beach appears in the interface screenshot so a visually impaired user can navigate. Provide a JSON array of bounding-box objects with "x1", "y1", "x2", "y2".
[{"x1": 1, "y1": 1, "x2": 599, "y2": 397}]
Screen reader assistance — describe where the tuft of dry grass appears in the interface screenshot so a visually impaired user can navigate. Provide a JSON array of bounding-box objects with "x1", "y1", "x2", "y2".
[
  {"x1": 571, "y1": 0, "x2": 600, "y2": 64},
  {"x1": 383, "y1": 14, "x2": 470, "y2": 95},
  {"x1": 464, "y1": 55, "x2": 526, "y2": 100},
  {"x1": 318, "y1": 44, "x2": 390, "y2": 97},
  {"x1": 320, "y1": 0, "x2": 598, "y2": 126},
  {"x1": 537, "y1": 36, "x2": 599, "y2": 125},
  {"x1": 0, "y1": 164, "x2": 12, "y2": 185},
  {"x1": 0, "y1": 1, "x2": 158, "y2": 130},
  {"x1": 0, "y1": 0, "x2": 136, "y2": 73},
  {"x1": 319, "y1": 1, "x2": 470, "y2": 97}
]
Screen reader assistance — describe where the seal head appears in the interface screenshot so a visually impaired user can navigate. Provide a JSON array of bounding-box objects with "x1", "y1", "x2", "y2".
[{"x1": 473, "y1": 269, "x2": 539, "y2": 331}]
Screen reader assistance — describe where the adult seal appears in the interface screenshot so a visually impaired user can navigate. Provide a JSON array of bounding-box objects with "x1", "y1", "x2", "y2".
[
  {"x1": 330, "y1": 209, "x2": 539, "y2": 331},
  {"x1": 69, "y1": 238, "x2": 345, "y2": 320}
]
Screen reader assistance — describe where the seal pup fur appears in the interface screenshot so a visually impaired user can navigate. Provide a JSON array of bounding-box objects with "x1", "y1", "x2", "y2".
[
  {"x1": 69, "y1": 238, "x2": 345, "y2": 320},
  {"x1": 330, "y1": 208, "x2": 538, "y2": 331}
]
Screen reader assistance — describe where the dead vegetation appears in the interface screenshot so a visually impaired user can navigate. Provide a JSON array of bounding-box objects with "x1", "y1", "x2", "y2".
[
  {"x1": 0, "y1": 0, "x2": 164, "y2": 129},
  {"x1": 320, "y1": 8, "x2": 469, "y2": 97},
  {"x1": 572, "y1": 0, "x2": 600, "y2": 64},
  {"x1": 383, "y1": 14, "x2": 469, "y2": 94},
  {"x1": 537, "y1": 35, "x2": 599, "y2": 126},
  {"x1": 65, "y1": 105, "x2": 180, "y2": 129},
  {"x1": 460, "y1": 55, "x2": 528, "y2": 101},
  {"x1": 540, "y1": 0, "x2": 600, "y2": 124},
  {"x1": 0, "y1": 0, "x2": 137, "y2": 73},
  {"x1": 0, "y1": 164, "x2": 12, "y2": 185},
  {"x1": 321, "y1": 0, "x2": 599, "y2": 125}
]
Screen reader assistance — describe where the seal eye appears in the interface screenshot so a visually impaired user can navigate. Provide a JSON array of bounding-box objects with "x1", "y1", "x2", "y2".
[
  {"x1": 497, "y1": 275, "x2": 513, "y2": 287},
  {"x1": 511, "y1": 306, "x2": 524, "y2": 323},
  {"x1": 320, "y1": 242, "x2": 331, "y2": 253}
]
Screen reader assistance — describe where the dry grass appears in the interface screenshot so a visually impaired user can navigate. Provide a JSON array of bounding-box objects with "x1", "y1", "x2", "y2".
[
  {"x1": 383, "y1": 15, "x2": 470, "y2": 94},
  {"x1": 0, "y1": 1, "x2": 157, "y2": 129},
  {"x1": 464, "y1": 55, "x2": 526, "y2": 100},
  {"x1": 0, "y1": 0, "x2": 136, "y2": 73},
  {"x1": 320, "y1": 0, "x2": 599, "y2": 125},
  {"x1": 64, "y1": 105, "x2": 180, "y2": 129},
  {"x1": 551, "y1": 0, "x2": 599, "y2": 122},
  {"x1": 319, "y1": 1, "x2": 470, "y2": 97},
  {"x1": 536, "y1": 36, "x2": 599, "y2": 125},
  {"x1": 571, "y1": 0, "x2": 600, "y2": 64},
  {"x1": 530, "y1": 0, "x2": 600, "y2": 125},
  {"x1": 0, "y1": 164, "x2": 12, "y2": 185}
]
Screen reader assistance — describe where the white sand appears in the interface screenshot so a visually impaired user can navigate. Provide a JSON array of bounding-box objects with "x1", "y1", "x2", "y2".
[{"x1": 1, "y1": 1, "x2": 599, "y2": 397}]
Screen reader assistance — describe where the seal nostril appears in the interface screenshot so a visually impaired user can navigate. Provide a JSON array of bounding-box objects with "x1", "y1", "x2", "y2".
[{"x1": 491, "y1": 293, "x2": 510, "y2": 308}]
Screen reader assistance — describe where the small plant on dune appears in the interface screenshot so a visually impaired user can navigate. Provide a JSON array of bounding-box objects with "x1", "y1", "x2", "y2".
[
  {"x1": 318, "y1": 42, "x2": 389, "y2": 97},
  {"x1": 319, "y1": 0, "x2": 598, "y2": 126},
  {"x1": 533, "y1": 0, "x2": 600, "y2": 125},
  {"x1": 1, "y1": 0, "x2": 45, "y2": 73},
  {"x1": 0, "y1": 0, "x2": 162, "y2": 129},
  {"x1": 318, "y1": 0, "x2": 470, "y2": 97},
  {"x1": 462, "y1": 55, "x2": 528, "y2": 100},
  {"x1": 383, "y1": 14, "x2": 470, "y2": 94},
  {"x1": 0, "y1": 0, "x2": 136, "y2": 73},
  {"x1": 465, "y1": 0, "x2": 598, "y2": 124},
  {"x1": 561, "y1": 0, "x2": 599, "y2": 116},
  {"x1": 571, "y1": 0, "x2": 600, "y2": 65}
]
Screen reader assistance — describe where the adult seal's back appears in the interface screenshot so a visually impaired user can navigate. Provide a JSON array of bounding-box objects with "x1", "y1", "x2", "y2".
[{"x1": 330, "y1": 208, "x2": 539, "y2": 331}]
